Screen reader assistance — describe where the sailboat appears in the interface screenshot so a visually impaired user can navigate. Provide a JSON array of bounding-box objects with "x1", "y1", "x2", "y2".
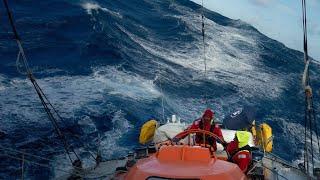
[{"x1": 2, "y1": 0, "x2": 320, "y2": 179}]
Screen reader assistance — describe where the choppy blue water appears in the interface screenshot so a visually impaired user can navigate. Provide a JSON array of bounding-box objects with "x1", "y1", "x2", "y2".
[{"x1": 1, "y1": 0, "x2": 320, "y2": 179}]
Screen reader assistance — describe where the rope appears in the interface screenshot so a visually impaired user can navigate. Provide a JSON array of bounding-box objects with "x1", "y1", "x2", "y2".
[
  {"x1": 301, "y1": 0, "x2": 320, "y2": 174},
  {"x1": 2, "y1": 0, "x2": 81, "y2": 165}
]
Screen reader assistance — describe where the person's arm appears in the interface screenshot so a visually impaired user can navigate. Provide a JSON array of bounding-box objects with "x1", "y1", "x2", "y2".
[
  {"x1": 226, "y1": 140, "x2": 238, "y2": 155},
  {"x1": 213, "y1": 124, "x2": 224, "y2": 141},
  {"x1": 188, "y1": 118, "x2": 202, "y2": 130},
  {"x1": 188, "y1": 121, "x2": 198, "y2": 130},
  {"x1": 173, "y1": 120, "x2": 198, "y2": 141}
]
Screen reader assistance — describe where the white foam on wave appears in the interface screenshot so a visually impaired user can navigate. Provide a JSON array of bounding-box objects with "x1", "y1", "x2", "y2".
[
  {"x1": 80, "y1": 1, "x2": 122, "y2": 18},
  {"x1": 93, "y1": 67, "x2": 161, "y2": 101},
  {"x1": 0, "y1": 67, "x2": 160, "y2": 131},
  {"x1": 116, "y1": 4, "x2": 285, "y2": 99},
  {"x1": 0, "y1": 69, "x2": 142, "y2": 177},
  {"x1": 53, "y1": 109, "x2": 133, "y2": 178},
  {"x1": 99, "y1": 110, "x2": 133, "y2": 158}
]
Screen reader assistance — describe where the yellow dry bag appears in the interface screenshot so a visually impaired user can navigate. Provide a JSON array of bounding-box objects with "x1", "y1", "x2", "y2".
[
  {"x1": 260, "y1": 123, "x2": 273, "y2": 152},
  {"x1": 139, "y1": 119, "x2": 158, "y2": 144}
]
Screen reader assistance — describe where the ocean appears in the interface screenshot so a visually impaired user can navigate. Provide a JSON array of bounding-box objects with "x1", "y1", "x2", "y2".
[{"x1": 0, "y1": 0, "x2": 319, "y2": 178}]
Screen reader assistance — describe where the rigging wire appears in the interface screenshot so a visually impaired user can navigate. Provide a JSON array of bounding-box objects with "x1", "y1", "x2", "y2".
[
  {"x1": 301, "y1": 0, "x2": 320, "y2": 175},
  {"x1": 0, "y1": 146, "x2": 69, "y2": 165},
  {"x1": 2, "y1": 0, "x2": 81, "y2": 165},
  {"x1": 304, "y1": 104, "x2": 309, "y2": 172},
  {"x1": 313, "y1": 107, "x2": 320, "y2": 156},
  {"x1": 1, "y1": 153, "x2": 77, "y2": 175},
  {"x1": 159, "y1": 74, "x2": 166, "y2": 123},
  {"x1": 155, "y1": 0, "x2": 188, "y2": 121},
  {"x1": 0, "y1": 145, "x2": 127, "y2": 177},
  {"x1": 155, "y1": 63, "x2": 166, "y2": 123},
  {"x1": 0, "y1": 147, "x2": 91, "y2": 176},
  {"x1": 201, "y1": 0, "x2": 208, "y2": 108},
  {"x1": 0, "y1": 150, "x2": 87, "y2": 177},
  {"x1": 154, "y1": 63, "x2": 180, "y2": 122},
  {"x1": 0, "y1": 145, "x2": 119, "y2": 171}
]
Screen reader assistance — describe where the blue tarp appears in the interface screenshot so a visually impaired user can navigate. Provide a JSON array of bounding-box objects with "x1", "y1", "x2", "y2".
[{"x1": 223, "y1": 106, "x2": 256, "y2": 130}]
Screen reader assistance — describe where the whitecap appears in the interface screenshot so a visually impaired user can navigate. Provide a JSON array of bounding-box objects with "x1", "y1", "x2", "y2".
[
  {"x1": 0, "y1": 66, "x2": 161, "y2": 131},
  {"x1": 80, "y1": 2, "x2": 122, "y2": 19},
  {"x1": 115, "y1": 8, "x2": 285, "y2": 100}
]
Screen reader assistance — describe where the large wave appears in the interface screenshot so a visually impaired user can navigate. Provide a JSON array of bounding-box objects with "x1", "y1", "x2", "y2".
[{"x1": 0, "y1": 0, "x2": 320, "y2": 178}]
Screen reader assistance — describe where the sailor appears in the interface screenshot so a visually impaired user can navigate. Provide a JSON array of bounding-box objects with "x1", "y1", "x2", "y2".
[
  {"x1": 226, "y1": 131, "x2": 252, "y2": 172},
  {"x1": 188, "y1": 108, "x2": 224, "y2": 151}
]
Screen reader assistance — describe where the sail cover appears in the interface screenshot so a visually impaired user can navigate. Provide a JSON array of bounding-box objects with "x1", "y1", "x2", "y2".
[{"x1": 223, "y1": 106, "x2": 256, "y2": 130}]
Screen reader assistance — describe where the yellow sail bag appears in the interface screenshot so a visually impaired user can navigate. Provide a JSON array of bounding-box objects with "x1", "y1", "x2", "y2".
[
  {"x1": 139, "y1": 119, "x2": 158, "y2": 144},
  {"x1": 260, "y1": 123, "x2": 273, "y2": 152}
]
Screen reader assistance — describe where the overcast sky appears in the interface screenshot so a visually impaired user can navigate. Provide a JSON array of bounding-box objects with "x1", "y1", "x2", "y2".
[{"x1": 191, "y1": 0, "x2": 320, "y2": 60}]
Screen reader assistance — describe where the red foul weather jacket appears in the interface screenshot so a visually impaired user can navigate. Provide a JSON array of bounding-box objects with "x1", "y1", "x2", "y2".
[
  {"x1": 188, "y1": 118, "x2": 224, "y2": 151},
  {"x1": 227, "y1": 140, "x2": 252, "y2": 172}
]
